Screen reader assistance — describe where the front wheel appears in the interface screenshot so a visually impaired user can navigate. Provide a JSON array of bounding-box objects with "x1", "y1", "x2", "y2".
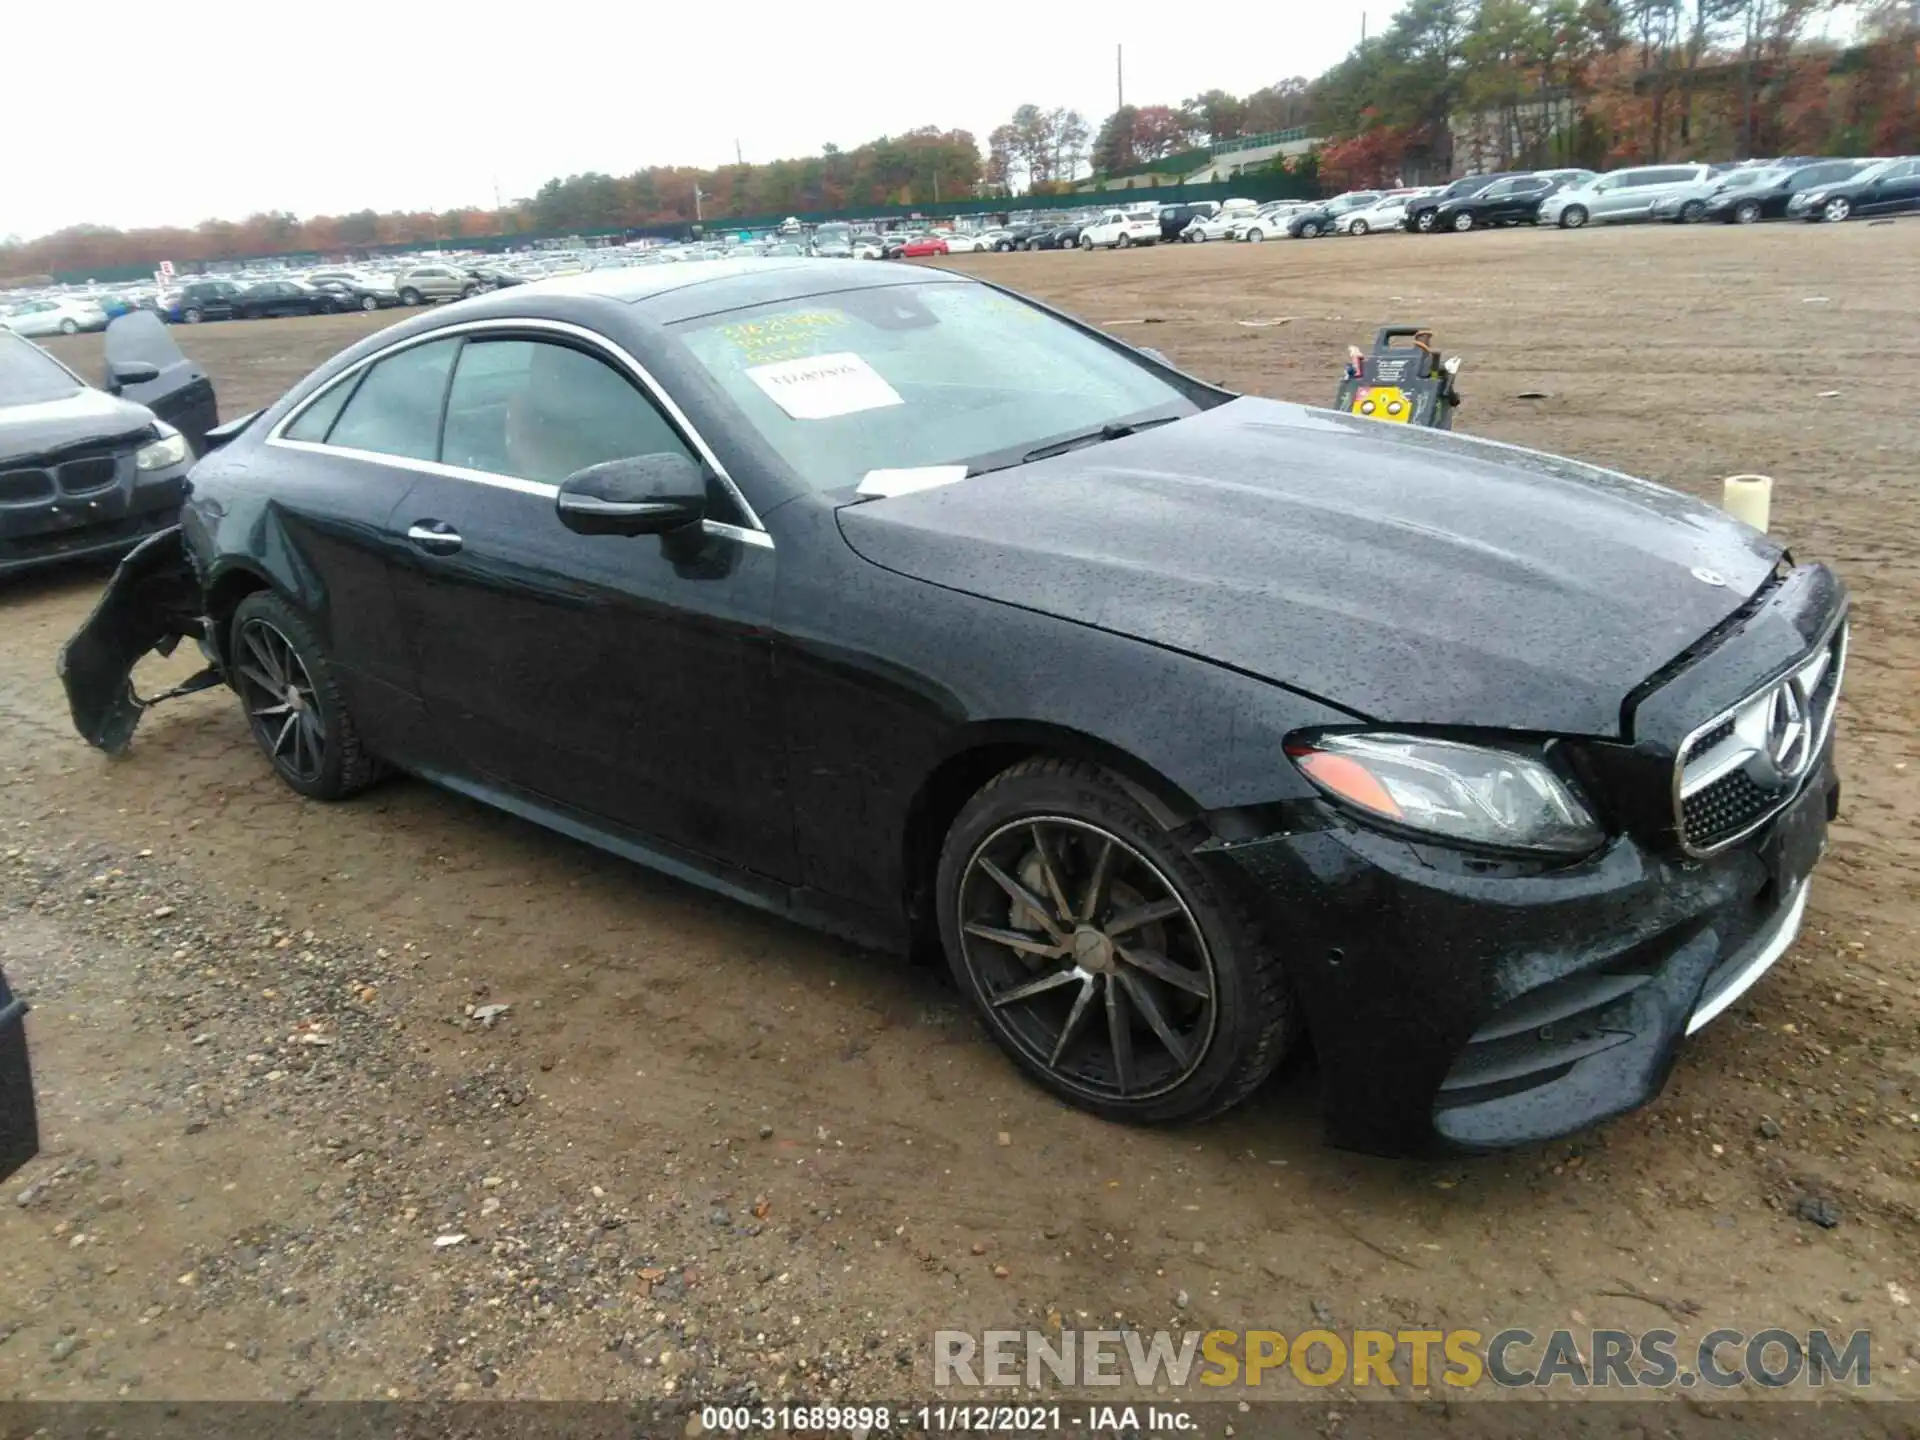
[
  {"x1": 1247, "y1": 227, "x2": 1267, "y2": 242},
  {"x1": 183, "y1": 307, "x2": 204, "y2": 324},
  {"x1": 229, "y1": 592, "x2": 381, "y2": 802},
  {"x1": 361, "y1": 294, "x2": 380, "y2": 311},
  {"x1": 1733, "y1": 200, "x2": 1763, "y2": 225},
  {"x1": 1821, "y1": 197, "x2": 1851, "y2": 223},
  {"x1": 59, "y1": 319, "x2": 78, "y2": 334},
  {"x1": 399, "y1": 288, "x2": 424, "y2": 305},
  {"x1": 1679, "y1": 199, "x2": 1706, "y2": 223},
  {"x1": 1558, "y1": 205, "x2": 1589, "y2": 229},
  {"x1": 1415, "y1": 210, "x2": 1438, "y2": 232},
  {"x1": 938, "y1": 759, "x2": 1295, "y2": 1125},
  {"x1": 1451, "y1": 211, "x2": 1475, "y2": 232},
  {"x1": 1349, "y1": 219, "x2": 1369, "y2": 236}
]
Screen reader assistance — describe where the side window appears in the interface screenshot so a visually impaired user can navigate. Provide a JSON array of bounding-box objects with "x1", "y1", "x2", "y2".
[
  {"x1": 325, "y1": 338, "x2": 459, "y2": 461},
  {"x1": 439, "y1": 337, "x2": 692, "y2": 486},
  {"x1": 283, "y1": 372, "x2": 359, "y2": 443}
]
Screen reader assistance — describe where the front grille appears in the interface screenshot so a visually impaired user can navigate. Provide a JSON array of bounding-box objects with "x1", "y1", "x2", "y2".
[
  {"x1": 1674, "y1": 620, "x2": 1847, "y2": 854},
  {"x1": 0, "y1": 468, "x2": 56, "y2": 506},
  {"x1": 56, "y1": 454, "x2": 119, "y2": 495}
]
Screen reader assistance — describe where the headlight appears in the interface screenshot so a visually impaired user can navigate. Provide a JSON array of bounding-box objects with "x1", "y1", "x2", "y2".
[
  {"x1": 1289, "y1": 732, "x2": 1602, "y2": 855},
  {"x1": 134, "y1": 422, "x2": 189, "y2": 472}
]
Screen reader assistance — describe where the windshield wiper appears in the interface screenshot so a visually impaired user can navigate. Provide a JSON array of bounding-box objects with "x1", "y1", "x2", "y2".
[{"x1": 1019, "y1": 415, "x2": 1179, "y2": 465}]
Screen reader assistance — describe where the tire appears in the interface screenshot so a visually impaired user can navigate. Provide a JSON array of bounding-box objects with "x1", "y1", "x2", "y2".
[
  {"x1": 1116, "y1": 233, "x2": 1132, "y2": 248},
  {"x1": 1193, "y1": 231, "x2": 1208, "y2": 243},
  {"x1": 1679, "y1": 199, "x2": 1705, "y2": 223},
  {"x1": 1080, "y1": 237, "x2": 1093, "y2": 250},
  {"x1": 228, "y1": 592, "x2": 381, "y2": 802},
  {"x1": 399, "y1": 287, "x2": 423, "y2": 305},
  {"x1": 1821, "y1": 197, "x2": 1850, "y2": 223},
  {"x1": 936, "y1": 758, "x2": 1296, "y2": 1125},
  {"x1": 1415, "y1": 210, "x2": 1438, "y2": 232},
  {"x1": 183, "y1": 307, "x2": 203, "y2": 324},
  {"x1": 59, "y1": 319, "x2": 78, "y2": 334},
  {"x1": 1293, "y1": 222, "x2": 1315, "y2": 239},
  {"x1": 1451, "y1": 211, "x2": 1475, "y2": 232},
  {"x1": 1558, "y1": 205, "x2": 1588, "y2": 229},
  {"x1": 1733, "y1": 200, "x2": 1763, "y2": 225},
  {"x1": 1247, "y1": 227, "x2": 1267, "y2": 242},
  {"x1": 360, "y1": 294, "x2": 380, "y2": 311},
  {"x1": 1349, "y1": 219, "x2": 1369, "y2": 236}
]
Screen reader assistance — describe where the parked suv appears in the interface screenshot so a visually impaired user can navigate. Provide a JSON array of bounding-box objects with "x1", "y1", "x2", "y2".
[
  {"x1": 1078, "y1": 210, "x2": 1161, "y2": 249},
  {"x1": 159, "y1": 280, "x2": 245, "y2": 325},
  {"x1": 1403, "y1": 174, "x2": 1518, "y2": 233},
  {"x1": 392, "y1": 263, "x2": 479, "y2": 305},
  {"x1": 1156, "y1": 202, "x2": 1218, "y2": 243},
  {"x1": 1537, "y1": 164, "x2": 1714, "y2": 228}
]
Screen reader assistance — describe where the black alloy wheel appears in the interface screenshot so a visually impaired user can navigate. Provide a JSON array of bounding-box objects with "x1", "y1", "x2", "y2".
[
  {"x1": 938, "y1": 759, "x2": 1295, "y2": 1124},
  {"x1": 1415, "y1": 209, "x2": 1438, "y2": 232},
  {"x1": 228, "y1": 593, "x2": 380, "y2": 800}
]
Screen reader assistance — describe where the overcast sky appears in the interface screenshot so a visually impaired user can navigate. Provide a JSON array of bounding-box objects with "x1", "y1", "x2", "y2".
[{"x1": 2, "y1": 0, "x2": 1379, "y2": 239}]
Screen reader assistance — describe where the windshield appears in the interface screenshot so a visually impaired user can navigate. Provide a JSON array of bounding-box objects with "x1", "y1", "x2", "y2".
[
  {"x1": 0, "y1": 332, "x2": 83, "y2": 405},
  {"x1": 672, "y1": 281, "x2": 1197, "y2": 494},
  {"x1": 1718, "y1": 167, "x2": 1777, "y2": 190}
]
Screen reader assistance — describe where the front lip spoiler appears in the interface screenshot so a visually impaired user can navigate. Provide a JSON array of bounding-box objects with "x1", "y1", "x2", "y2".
[{"x1": 1686, "y1": 878, "x2": 1809, "y2": 1034}]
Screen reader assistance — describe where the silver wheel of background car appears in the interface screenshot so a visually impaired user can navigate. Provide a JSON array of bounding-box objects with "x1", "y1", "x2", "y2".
[
  {"x1": 400, "y1": 288, "x2": 423, "y2": 305},
  {"x1": 1117, "y1": 233, "x2": 1132, "y2": 248},
  {"x1": 1416, "y1": 211, "x2": 1438, "y2": 232},
  {"x1": 1350, "y1": 219, "x2": 1369, "y2": 235},
  {"x1": 956, "y1": 815, "x2": 1217, "y2": 1103},
  {"x1": 1734, "y1": 200, "x2": 1763, "y2": 224},
  {"x1": 233, "y1": 617, "x2": 328, "y2": 788},
  {"x1": 183, "y1": 308, "x2": 203, "y2": 324},
  {"x1": 1452, "y1": 211, "x2": 1475, "y2": 232},
  {"x1": 360, "y1": 295, "x2": 379, "y2": 311},
  {"x1": 1248, "y1": 228, "x2": 1267, "y2": 242},
  {"x1": 1822, "y1": 197, "x2": 1851, "y2": 222},
  {"x1": 1679, "y1": 200, "x2": 1706, "y2": 223},
  {"x1": 59, "y1": 319, "x2": 78, "y2": 334},
  {"x1": 1558, "y1": 205, "x2": 1589, "y2": 229}
]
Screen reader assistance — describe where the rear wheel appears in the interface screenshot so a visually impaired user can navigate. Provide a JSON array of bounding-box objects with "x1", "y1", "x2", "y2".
[
  {"x1": 1558, "y1": 205, "x2": 1589, "y2": 229},
  {"x1": 1733, "y1": 200, "x2": 1763, "y2": 225},
  {"x1": 937, "y1": 758, "x2": 1296, "y2": 1125},
  {"x1": 1116, "y1": 233, "x2": 1132, "y2": 248},
  {"x1": 229, "y1": 592, "x2": 381, "y2": 802}
]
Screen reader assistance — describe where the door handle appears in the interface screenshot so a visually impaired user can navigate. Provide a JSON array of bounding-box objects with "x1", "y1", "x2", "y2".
[{"x1": 406, "y1": 521, "x2": 463, "y2": 556}]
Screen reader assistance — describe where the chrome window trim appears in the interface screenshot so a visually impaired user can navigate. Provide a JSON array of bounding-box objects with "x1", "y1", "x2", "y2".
[
  {"x1": 264, "y1": 315, "x2": 770, "y2": 540},
  {"x1": 1686, "y1": 879, "x2": 1809, "y2": 1034},
  {"x1": 268, "y1": 437, "x2": 772, "y2": 550},
  {"x1": 1670, "y1": 608, "x2": 1847, "y2": 857}
]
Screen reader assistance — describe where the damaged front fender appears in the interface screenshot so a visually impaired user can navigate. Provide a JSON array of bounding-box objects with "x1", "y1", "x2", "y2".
[{"x1": 57, "y1": 527, "x2": 221, "y2": 754}]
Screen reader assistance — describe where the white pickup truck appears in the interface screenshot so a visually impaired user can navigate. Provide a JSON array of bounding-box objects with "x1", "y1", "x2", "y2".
[{"x1": 1077, "y1": 209, "x2": 1161, "y2": 250}]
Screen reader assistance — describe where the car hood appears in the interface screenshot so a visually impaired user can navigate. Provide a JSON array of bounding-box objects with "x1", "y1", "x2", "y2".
[
  {"x1": 836, "y1": 398, "x2": 1783, "y2": 736},
  {"x1": 0, "y1": 385, "x2": 157, "y2": 464}
]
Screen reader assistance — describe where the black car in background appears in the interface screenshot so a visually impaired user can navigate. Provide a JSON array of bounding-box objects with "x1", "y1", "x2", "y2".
[
  {"x1": 159, "y1": 279, "x2": 245, "y2": 325},
  {"x1": 1029, "y1": 221, "x2": 1087, "y2": 251},
  {"x1": 1793, "y1": 156, "x2": 1920, "y2": 222},
  {"x1": 1431, "y1": 173, "x2": 1562, "y2": 230},
  {"x1": 312, "y1": 279, "x2": 400, "y2": 312},
  {"x1": 1705, "y1": 160, "x2": 1868, "y2": 223},
  {"x1": 234, "y1": 280, "x2": 346, "y2": 319},
  {"x1": 0, "y1": 321, "x2": 209, "y2": 575},
  {"x1": 64, "y1": 264, "x2": 1844, "y2": 1157},
  {"x1": 1156, "y1": 202, "x2": 1217, "y2": 243},
  {"x1": 1402, "y1": 174, "x2": 1518, "y2": 232},
  {"x1": 995, "y1": 225, "x2": 1045, "y2": 251}
]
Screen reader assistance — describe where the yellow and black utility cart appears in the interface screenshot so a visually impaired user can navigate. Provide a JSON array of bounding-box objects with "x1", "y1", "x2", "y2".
[{"x1": 1335, "y1": 326, "x2": 1462, "y2": 430}]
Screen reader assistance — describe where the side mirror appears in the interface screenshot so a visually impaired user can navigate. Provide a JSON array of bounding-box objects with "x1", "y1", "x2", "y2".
[
  {"x1": 107, "y1": 359, "x2": 161, "y2": 393},
  {"x1": 556, "y1": 453, "x2": 707, "y2": 537}
]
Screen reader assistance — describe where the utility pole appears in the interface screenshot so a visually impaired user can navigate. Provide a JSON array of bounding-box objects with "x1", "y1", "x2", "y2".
[
  {"x1": 735, "y1": 139, "x2": 744, "y2": 166},
  {"x1": 694, "y1": 185, "x2": 706, "y2": 223},
  {"x1": 1361, "y1": 11, "x2": 1368, "y2": 42},
  {"x1": 1116, "y1": 44, "x2": 1124, "y2": 110}
]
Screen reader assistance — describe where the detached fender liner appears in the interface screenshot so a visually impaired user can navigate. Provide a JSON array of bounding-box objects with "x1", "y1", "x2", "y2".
[
  {"x1": 56, "y1": 526, "x2": 215, "y2": 754},
  {"x1": 0, "y1": 967, "x2": 37, "y2": 1185}
]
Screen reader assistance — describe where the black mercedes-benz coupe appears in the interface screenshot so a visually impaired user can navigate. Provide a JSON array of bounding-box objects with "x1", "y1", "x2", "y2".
[{"x1": 61, "y1": 261, "x2": 1845, "y2": 1156}]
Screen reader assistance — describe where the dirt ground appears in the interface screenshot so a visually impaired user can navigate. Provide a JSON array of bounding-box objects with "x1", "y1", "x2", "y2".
[{"x1": 3, "y1": 224, "x2": 1918, "y2": 1421}]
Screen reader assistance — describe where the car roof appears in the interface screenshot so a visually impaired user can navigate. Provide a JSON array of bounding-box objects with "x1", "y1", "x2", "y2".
[{"x1": 515, "y1": 257, "x2": 971, "y2": 324}]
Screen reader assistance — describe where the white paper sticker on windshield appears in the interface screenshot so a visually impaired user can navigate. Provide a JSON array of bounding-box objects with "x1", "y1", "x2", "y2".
[
  {"x1": 856, "y1": 465, "x2": 968, "y2": 498},
  {"x1": 746, "y1": 352, "x2": 903, "y2": 420}
]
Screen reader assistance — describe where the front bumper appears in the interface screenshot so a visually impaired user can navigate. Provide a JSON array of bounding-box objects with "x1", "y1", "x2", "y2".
[
  {"x1": 0, "y1": 452, "x2": 190, "y2": 578},
  {"x1": 1203, "y1": 751, "x2": 1835, "y2": 1155}
]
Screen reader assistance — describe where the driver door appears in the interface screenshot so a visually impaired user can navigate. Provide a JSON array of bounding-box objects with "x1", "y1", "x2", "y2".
[
  {"x1": 383, "y1": 330, "x2": 795, "y2": 880},
  {"x1": 103, "y1": 312, "x2": 219, "y2": 456}
]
